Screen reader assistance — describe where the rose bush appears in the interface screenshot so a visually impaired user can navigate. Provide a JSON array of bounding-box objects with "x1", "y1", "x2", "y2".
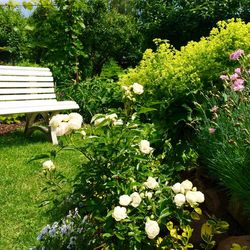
[{"x1": 34, "y1": 83, "x2": 206, "y2": 249}]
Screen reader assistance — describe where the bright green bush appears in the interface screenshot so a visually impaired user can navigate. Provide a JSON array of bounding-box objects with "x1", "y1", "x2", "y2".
[
  {"x1": 119, "y1": 19, "x2": 250, "y2": 140},
  {"x1": 195, "y1": 50, "x2": 250, "y2": 214}
]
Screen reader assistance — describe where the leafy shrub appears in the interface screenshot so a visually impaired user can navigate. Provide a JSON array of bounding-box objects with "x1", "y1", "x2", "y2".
[
  {"x1": 119, "y1": 19, "x2": 250, "y2": 141},
  {"x1": 100, "y1": 58, "x2": 124, "y2": 81},
  {"x1": 34, "y1": 84, "x2": 206, "y2": 249},
  {"x1": 0, "y1": 114, "x2": 24, "y2": 124},
  {"x1": 195, "y1": 50, "x2": 250, "y2": 214},
  {"x1": 58, "y1": 78, "x2": 123, "y2": 123}
]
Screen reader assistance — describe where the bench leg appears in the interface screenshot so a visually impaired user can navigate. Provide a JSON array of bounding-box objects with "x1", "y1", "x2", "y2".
[{"x1": 25, "y1": 113, "x2": 38, "y2": 136}]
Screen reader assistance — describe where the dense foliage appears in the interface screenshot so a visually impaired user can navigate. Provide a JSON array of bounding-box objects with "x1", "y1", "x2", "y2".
[{"x1": 119, "y1": 19, "x2": 250, "y2": 141}]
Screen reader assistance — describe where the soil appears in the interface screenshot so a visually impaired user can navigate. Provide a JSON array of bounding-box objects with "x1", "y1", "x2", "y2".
[{"x1": 0, "y1": 122, "x2": 25, "y2": 135}]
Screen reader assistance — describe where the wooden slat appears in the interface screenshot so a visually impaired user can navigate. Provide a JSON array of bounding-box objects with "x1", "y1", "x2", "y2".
[
  {"x1": 0, "y1": 100, "x2": 58, "y2": 107},
  {"x1": 0, "y1": 88, "x2": 54, "y2": 94},
  {"x1": 0, "y1": 66, "x2": 50, "y2": 71},
  {"x1": 0, "y1": 76, "x2": 53, "y2": 82},
  {"x1": 0, "y1": 101, "x2": 79, "y2": 115},
  {"x1": 0, "y1": 82, "x2": 54, "y2": 87},
  {"x1": 0, "y1": 69, "x2": 52, "y2": 76},
  {"x1": 0, "y1": 93, "x2": 56, "y2": 101}
]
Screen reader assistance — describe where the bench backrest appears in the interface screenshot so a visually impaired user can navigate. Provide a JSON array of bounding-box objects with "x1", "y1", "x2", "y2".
[{"x1": 0, "y1": 66, "x2": 57, "y2": 105}]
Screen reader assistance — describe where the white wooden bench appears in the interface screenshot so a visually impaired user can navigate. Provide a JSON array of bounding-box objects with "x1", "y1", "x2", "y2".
[{"x1": 0, "y1": 65, "x2": 79, "y2": 144}]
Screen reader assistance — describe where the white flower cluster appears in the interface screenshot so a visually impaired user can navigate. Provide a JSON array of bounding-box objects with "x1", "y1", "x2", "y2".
[
  {"x1": 122, "y1": 82, "x2": 144, "y2": 100},
  {"x1": 139, "y1": 140, "x2": 154, "y2": 154},
  {"x1": 49, "y1": 113, "x2": 83, "y2": 136},
  {"x1": 112, "y1": 176, "x2": 160, "y2": 240},
  {"x1": 112, "y1": 191, "x2": 142, "y2": 221},
  {"x1": 172, "y1": 180, "x2": 205, "y2": 207},
  {"x1": 91, "y1": 113, "x2": 123, "y2": 127},
  {"x1": 42, "y1": 160, "x2": 55, "y2": 171}
]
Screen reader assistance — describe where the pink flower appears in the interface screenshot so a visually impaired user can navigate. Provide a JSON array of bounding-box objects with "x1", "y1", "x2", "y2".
[
  {"x1": 220, "y1": 75, "x2": 229, "y2": 80},
  {"x1": 235, "y1": 68, "x2": 241, "y2": 75},
  {"x1": 211, "y1": 106, "x2": 219, "y2": 113},
  {"x1": 230, "y1": 73, "x2": 239, "y2": 81},
  {"x1": 230, "y1": 49, "x2": 244, "y2": 60},
  {"x1": 208, "y1": 128, "x2": 216, "y2": 134},
  {"x1": 231, "y1": 79, "x2": 245, "y2": 92}
]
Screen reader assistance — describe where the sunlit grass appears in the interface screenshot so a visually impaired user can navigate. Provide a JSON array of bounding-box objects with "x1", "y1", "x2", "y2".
[{"x1": 0, "y1": 129, "x2": 82, "y2": 249}]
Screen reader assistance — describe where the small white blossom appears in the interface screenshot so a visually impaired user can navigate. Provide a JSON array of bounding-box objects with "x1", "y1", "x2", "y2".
[
  {"x1": 113, "y1": 119, "x2": 123, "y2": 126},
  {"x1": 139, "y1": 140, "x2": 154, "y2": 154},
  {"x1": 144, "y1": 177, "x2": 159, "y2": 190},
  {"x1": 42, "y1": 160, "x2": 55, "y2": 171},
  {"x1": 171, "y1": 182, "x2": 181, "y2": 194},
  {"x1": 94, "y1": 117, "x2": 105, "y2": 126},
  {"x1": 145, "y1": 219, "x2": 160, "y2": 239},
  {"x1": 130, "y1": 192, "x2": 142, "y2": 207},
  {"x1": 119, "y1": 195, "x2": 132, "y2": 206},
  {"x1": 145, "y1": 191, "x2": 153, "y2": 199},
  {"x1": 112, "y1": 206, "x2": 127, "y2": 221},
  {"x1": 181, "y1": 180, "x2": 193, "y2": 192},
  {"x1": 174, "y1": 193, "x2": 186, "y2": 207},
  {"x1": 106, "y1": 113, "x2": 118, "y2": 121},
  {"x1": 132, "y1": 82, "x2": 144, "y2": 95},
  {"x1": 81, "y1": 130, "x2": 86, "y2": 137},
  {"x1": 185, "y1": 191, "x2": 205, "y2": 206}
]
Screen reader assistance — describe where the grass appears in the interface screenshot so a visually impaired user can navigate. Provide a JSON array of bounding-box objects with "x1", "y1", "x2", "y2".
[{"x1": 0, "y1": 129, "x2": 83, "y2": 249}]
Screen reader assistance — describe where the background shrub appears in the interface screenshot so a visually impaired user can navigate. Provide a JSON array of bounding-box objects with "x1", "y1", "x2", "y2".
[
  {"x1": 119, "y1": 19, "x2": 250, "y2": 142},
  {"x1": 59, "y1": 78, "x2": 123, "y2": 123}
]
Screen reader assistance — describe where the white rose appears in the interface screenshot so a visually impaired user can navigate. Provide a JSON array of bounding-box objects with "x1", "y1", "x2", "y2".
[
  {"x1": 174, "y1": 193, "x2": 186, "y2": 207},
  {"x1": 106, "y1": 113, "x2": 118, "y2": 121},
  {"x1": 144, "y1": 177, "x2": 159, "y2": 189},
  {"x1": 181, "y1": 180, "x2": 193, "y2": 192},
  {"x1": 60, "y1": 114, "x2": 70, "y2": 122},
  {"x1": 113, "y1": 119, "x2": 123, "y2": 126},
  {"x1": 130, "y1": 192, "x2": 142, "y2": 207},
  {"x1": 186, "y1": 191, "x2": 198, "y2": 206},
  {"x1": 139, "y1": 140, "x2": 154, "y2": 154},
  {"x1": 69, "y1": 113, "x2": 82, "y2": 121},
  {"x1": 194, "y1": 191, "x2": 205, "y2": 203},
  {"x1": 171, "y1": 182, "x2": 181, "y2": 194},
  {"x1": 67, "y1": 119, "x2": 82, "y2": 130},
  {"x1": 119, "y1": 195, "x2": 132, "y2": 206},
  {"x1": 132, "y1": 83, "x2": 144, "y2": 95},
  {"x1": 55, "y1": 122, "x2": 71, "y2": 136},
  {"x1": 112, "y1": 206, "x2": 127, "y2": 221},
  {"x1": 42, "y1": 160, "x2": 55, "y2": 171},
  {"x1": 81, "y1": 130, "x2": 86, "y2": 136},
  {"x1": 94, "y1": 117, "x2": 105, "y2": 126},
  {"x1": 145, "y1": 191, "x2": 153, "y2": 199},
  {"x1": 145, "y1": 219, "x2": 160, "y2": 239},
  {"x1": 49, "y1": 114, "x2": 65, "y2": 128}
]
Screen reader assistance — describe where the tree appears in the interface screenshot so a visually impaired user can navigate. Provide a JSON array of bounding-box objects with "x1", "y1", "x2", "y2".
[
  {"x1": 0, "y1": 5, "x2": 28, "y2": 64},
  {"x1": 134, "y1": 0, "x2": 250, "y2": 49}
]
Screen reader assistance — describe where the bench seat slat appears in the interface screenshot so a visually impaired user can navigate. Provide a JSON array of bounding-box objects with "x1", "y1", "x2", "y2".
[
  {"x1": 0, "y1": 82, "x2": 54, "y2": 87},
  {"x1": 0, "y1": 88, "x2": 55, "y2": 94},
  {"x1": 0, "y1": 101, "x2": 79, "y2": 115},
  {"x1": 0, "y1": 93, "x2": 56, "y2": 101},
  {"x1": 0, "y1": 76, "x2": 53, "y2": 82},
  {"x1": 0, "y1": 66, "x2": 50, "y2": 71},
  {"x1": 0, "y1": 69, "x2": 52, "y2": 76},
  {"x1": 0, "y1": 100, "x2": 58, "y2": 107}
]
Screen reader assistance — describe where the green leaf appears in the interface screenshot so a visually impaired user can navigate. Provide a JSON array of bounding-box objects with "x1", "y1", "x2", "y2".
[{"x1": 27, "y1": 154, "x2": 50, "y2": 163}]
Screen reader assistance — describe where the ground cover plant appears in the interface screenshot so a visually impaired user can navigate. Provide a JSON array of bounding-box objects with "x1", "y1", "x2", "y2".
[
  {"x1": 0, "y1": 131, "x2": 82, "y2": 249},
  {"x1": 195, "y1": 49, "x2": 250, "y2": 215}
]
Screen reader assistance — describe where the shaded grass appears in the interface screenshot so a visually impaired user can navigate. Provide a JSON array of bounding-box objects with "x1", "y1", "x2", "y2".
[{"x1": 0, "y1": 129, "x2": 83, "y2": 249}]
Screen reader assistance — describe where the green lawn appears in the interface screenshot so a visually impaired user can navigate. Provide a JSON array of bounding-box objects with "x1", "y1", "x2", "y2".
[{"x1": 0, "y1": 129, "x2": 82, "y2": 249}]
